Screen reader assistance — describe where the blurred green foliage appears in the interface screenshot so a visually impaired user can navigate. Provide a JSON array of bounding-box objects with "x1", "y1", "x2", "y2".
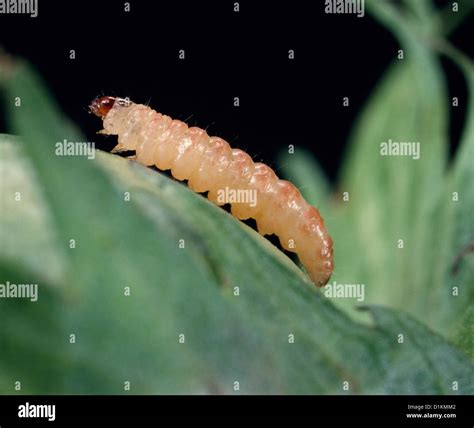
[{"x1": 280, "y1": 0, "x2": 474, "y2": 348}]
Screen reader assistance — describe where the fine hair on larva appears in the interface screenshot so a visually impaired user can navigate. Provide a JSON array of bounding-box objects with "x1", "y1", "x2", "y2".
[{"x1": 90, "y1": 96, "x2": 334, "y2": 286}]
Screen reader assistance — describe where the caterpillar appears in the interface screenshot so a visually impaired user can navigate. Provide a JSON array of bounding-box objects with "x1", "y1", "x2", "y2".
[{"x1": 90, "y1": 96, "x2": 334, "y2": 286}]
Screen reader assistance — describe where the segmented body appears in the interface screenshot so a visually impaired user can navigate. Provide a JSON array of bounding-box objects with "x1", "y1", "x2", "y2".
[{"x1": 91, "y1": 97, "x2": 333, "y2": 286}]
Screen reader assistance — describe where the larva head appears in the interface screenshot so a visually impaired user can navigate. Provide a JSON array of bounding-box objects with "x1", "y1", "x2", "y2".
[
  {"x1": 89, "y1": 96, "x2": 116, "y2": 118},
  {"x1": 89, "y1": 96, "x2": 131, "y2": 118}
]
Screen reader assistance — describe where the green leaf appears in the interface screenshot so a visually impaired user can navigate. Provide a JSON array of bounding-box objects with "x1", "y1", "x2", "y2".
[
  {"x1": 356, "y1": 0, "x2": 474, "y2": 340},
  {"x1": 280, "y1": 1, "x2": 474, "y2": 342},
  {"x1": 0, "y1": 135, "x2": 66, "y2": 285},
  {"x1": 429, "y1": 66, "x2": 474, "y2": 346},
  {"x1": 0, "y1": 62, "x2": 472, "y2": 394},
  {"x1": 340, "y1": 38, "x2": 448, "y2": 311}
]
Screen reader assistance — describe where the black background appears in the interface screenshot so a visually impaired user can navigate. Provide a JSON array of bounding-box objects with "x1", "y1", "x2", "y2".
[{"x1": 0, "y1": 0, "x2": 471, "y2": 181}]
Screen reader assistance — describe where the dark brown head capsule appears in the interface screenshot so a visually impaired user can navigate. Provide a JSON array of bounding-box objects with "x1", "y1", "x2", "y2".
[{"x1": 89, "y1": 96, "x2": 116, "y2": 118}]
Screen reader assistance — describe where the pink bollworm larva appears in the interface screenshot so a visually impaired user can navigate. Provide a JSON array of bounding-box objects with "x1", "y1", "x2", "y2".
[{"x1": 90, "y1": 96, "x2": 334, "y2": 286}]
